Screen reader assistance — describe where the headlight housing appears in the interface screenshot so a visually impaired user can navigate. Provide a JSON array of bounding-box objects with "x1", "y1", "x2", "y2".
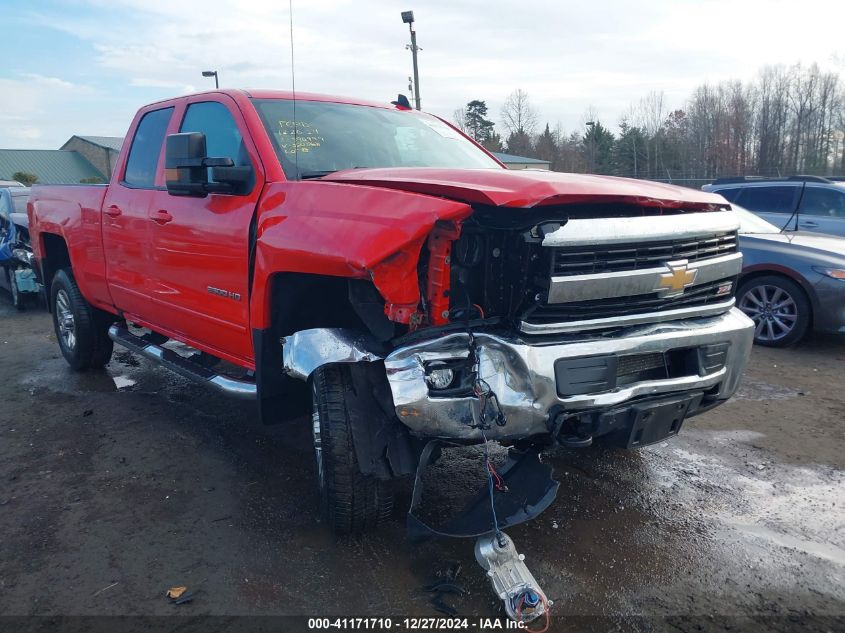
[
  {"x1": 812, "y1": 266, "x2": 845, "y2": 280},
  {"x1": 425, "y1": 367, "x2": 455, "y2": 390}
]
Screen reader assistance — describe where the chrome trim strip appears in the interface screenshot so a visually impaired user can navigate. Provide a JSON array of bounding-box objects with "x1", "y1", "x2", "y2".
[
  {"x1": 520, "y1": 298, "x2": 736, "y2": 335},
  {"x1": 541, "y1": 211, "x2": 739, "y2": 247},
  {"x1": 547, "y1": 252, "x2": 742, "y2": 303}
]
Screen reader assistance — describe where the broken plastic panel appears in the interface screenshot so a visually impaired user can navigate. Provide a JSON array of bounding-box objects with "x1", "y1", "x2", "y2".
[{"x1": 406, "y1": 440, "x2": 559, "y2": 540}]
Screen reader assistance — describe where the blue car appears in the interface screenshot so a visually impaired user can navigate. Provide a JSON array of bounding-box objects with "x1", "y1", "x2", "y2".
[
  {"x1": 0, "y1": 187, "x2": 40, "y2": 310},
  {"x1": 734, "y1": 206, "x2": 845, "y2": 346}
]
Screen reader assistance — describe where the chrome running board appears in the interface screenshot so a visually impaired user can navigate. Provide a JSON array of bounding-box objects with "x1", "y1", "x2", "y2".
[{"x1": 108, "y1": 324, "x2": 257, "y2": 400}]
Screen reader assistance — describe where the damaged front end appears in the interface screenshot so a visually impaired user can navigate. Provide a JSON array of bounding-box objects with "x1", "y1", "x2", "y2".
[
  {"x1": 278, "y1": 177, "x2": 754, "y2": 557},
  {"x1": 284, "y1": 205, "x2": 753, "y2": 449}
]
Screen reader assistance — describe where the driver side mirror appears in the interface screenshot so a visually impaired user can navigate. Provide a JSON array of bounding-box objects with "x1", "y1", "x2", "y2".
[{"x1": 165, "y1": 132, "x2": 252, "y2": 197}]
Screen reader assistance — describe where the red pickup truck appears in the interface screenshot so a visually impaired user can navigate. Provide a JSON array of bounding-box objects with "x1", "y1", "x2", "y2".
[{"x1": 29, "y1": 90, "x2": 754, "y2": 535}]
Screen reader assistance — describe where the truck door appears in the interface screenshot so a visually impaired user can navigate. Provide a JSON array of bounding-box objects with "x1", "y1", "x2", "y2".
[
  {"x1": 102, "y1": 106, "x2": 174, "y2": 317},
  {"x1": 146, "y1": 96, "x2": 263, "y2": 365}
]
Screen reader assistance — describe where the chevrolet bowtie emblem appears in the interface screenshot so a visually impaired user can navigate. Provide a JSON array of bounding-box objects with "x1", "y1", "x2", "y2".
[{"x1": 657, "y1": 260, "x2": 697, "y2": 297}]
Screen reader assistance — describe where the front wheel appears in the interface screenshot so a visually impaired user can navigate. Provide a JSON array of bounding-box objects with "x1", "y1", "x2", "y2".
[
  {"x1": 51, "y1": 268, "x2": 115, "y2": 370},
  {"x1": 737, "y1": 275, "x2": 811, "y2": 347},
  {"x1": 311, "y1": 365, "x2": 394, "y2": 534}
]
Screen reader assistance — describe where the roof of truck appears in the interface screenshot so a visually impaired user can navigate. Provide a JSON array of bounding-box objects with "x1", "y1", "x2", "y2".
[{"x1": 144, "y1": 89, "x2": 397, "y2": 110}]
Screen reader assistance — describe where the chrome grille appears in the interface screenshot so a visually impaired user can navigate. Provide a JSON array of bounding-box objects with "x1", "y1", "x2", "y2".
[
  {"x1": 552, "y1": 231, "x2": 738, "y2": 276},
  {"x1": 523, "y1": 278, "x2": 735, "y2": 326}
]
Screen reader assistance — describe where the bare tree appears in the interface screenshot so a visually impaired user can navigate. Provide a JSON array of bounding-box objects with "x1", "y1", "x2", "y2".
[
  {"x1": 500, "y1": 89, "x2": 538, "y2": 136},
  {"x1": 452, "y1": 107, "x2": 467, "y2": 132}
]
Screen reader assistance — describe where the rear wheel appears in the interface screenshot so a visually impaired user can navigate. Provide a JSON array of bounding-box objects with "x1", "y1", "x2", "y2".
[
  {"x1": 311, "y1": 365, "x2": 393, "y2": 534},
  {"x1": 737, "y1": 275, "x2": 810, "y2": 347},
  {"x1": 51, "y1": 268, "x2": 115, "y2": 370}
]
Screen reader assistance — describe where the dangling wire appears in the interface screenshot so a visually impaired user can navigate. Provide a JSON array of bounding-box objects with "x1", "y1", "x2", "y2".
[{"x1": 480, "y1": 428, "x2": 502, "y2": 543}]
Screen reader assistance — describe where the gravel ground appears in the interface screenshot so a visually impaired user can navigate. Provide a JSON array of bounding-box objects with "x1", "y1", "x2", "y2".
[{"x1": 0, "y1": 296, "x2": 843, "y2": 631}]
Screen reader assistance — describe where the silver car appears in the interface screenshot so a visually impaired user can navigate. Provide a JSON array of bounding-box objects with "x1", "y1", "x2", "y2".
[
  {"x1": 704, "y1": 177, "x2": 845, "y2": 237},
  {"x1": 734, "y1": 206, "x2": 845, "y2": 346}
]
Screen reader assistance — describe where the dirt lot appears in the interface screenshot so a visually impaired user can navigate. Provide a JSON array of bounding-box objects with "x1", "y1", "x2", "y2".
[{"x1": 1, "y1": 296, "x2": 843, "y2": 631}]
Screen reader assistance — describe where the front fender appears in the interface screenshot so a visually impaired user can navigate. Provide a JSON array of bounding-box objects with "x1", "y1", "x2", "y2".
[{"x1": 249, "y1": 181, "x2": 472, "y2": 329}]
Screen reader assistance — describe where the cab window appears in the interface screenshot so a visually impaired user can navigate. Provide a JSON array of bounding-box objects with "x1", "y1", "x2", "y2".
[{"x1": 124, "y1": 107, "x2": 174, "y2": 188}]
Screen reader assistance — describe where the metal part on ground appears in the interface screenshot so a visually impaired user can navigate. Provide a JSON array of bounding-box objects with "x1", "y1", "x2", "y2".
[{"x1": 475, "y1": 531, "x2": 550, "y2": 624}]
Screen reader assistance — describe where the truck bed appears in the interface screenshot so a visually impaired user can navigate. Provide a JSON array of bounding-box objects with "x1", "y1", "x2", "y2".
[{"x1": 28, "y1": 184, "x2": 112, "y2": 312}]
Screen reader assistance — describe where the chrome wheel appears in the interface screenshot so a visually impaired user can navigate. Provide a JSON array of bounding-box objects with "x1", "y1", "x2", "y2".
[
  {"x1": 312, "y1": 381, "x2": 324, "y2": 490},
  {"x1": 739, "y1": 284, "x2": 798, "y2": 343},
  {"x1": 55, "y1": 289, "x2": 77, "y2": 350}
]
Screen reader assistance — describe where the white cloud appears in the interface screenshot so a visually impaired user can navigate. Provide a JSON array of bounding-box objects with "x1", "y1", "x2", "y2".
[{"x1": 4, "y1": 0, "x2": 844, "y2": 148}]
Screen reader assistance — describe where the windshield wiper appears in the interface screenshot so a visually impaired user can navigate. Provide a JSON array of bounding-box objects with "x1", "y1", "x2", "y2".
[
  {"x1": 298, "y1": 170, "x2": 338, "y2": 180},
  {"x1": 298, "y1": 166, "x2": 371, "y2": 180}
]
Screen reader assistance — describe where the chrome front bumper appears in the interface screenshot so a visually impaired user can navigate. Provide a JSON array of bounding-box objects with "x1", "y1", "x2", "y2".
[{"x1": 383, "y1": 308, "x2": 754, "y2": 441}]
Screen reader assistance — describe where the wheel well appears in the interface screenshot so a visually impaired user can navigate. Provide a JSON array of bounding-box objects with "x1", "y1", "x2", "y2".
[
  {"x1": 737, "y1": 269, "x2": 814, "y2": 326},
  {"x1": 269, "y1": 273, "x2": 367, "y2": 336},
  {"x1": 41, "y1": 233, "x2": 71, "y2": 308},
  {"x1": 253, "y1": 273, "x2": 383, "y2": 426}
]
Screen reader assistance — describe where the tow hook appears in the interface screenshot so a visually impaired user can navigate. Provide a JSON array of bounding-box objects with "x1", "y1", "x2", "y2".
[{"x1": 475, "y1": 531, "x2": 551, "y2": 626}]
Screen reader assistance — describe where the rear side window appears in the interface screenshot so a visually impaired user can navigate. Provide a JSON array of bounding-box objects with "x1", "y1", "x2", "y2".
[
  {"x1": 124, "y1": 107, "x2": 174, "y2": 188},
  {"x1": 799, "y1": 187, "x2": 845, "y2": 218},
  {"x1": 736, "y1": 186, "x2": 797, "y2": 214}
]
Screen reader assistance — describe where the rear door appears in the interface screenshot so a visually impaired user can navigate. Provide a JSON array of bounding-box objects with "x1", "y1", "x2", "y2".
[
  {"x1": 796, "y1": 185, "x2": 845, "y2": 236},
  {"x1": 146, "y1": 95, "x2": 263, "y2": 365},
  {"x1": 102, "y1": 106, "x2": 174, "y2": 316},
  {"x1": 735, "y1": 185, "x2": 801, "y2": 230}
]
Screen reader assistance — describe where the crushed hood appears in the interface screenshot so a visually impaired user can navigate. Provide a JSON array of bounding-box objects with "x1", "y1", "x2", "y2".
[{"x1": 323, "y1": 167, "x2": 730, "y2": 210}]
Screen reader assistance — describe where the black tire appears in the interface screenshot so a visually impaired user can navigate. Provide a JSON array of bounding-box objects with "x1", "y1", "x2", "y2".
[
  {"x1": 51, "y1": 268, "x2": 115, "y2": 370},
  {"x1": 6, "y1": 267, "x2": 24, "y2": 310},
  {"x1": 737, "y1": 275, "x2": 811, "y2": 347},
  {"x1": 311, "y1": 365, "x2": 393, "y2": 534}
]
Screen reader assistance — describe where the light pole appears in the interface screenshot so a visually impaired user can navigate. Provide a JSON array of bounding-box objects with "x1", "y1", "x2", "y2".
[
  {"x1": 202, "y1": 70, "x2": 219, "y2": 89},
  {"x1": 401, "y1": 11, "x2": 421, "y2": 110}
]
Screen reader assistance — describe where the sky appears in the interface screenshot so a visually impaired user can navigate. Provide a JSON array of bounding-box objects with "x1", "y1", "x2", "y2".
[{"x1": 1, "y1": 0, "x2": 843, "y2": 149}]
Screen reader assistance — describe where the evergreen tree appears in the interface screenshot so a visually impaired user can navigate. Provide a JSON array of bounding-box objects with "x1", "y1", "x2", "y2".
[
  {"x1": 464, "y1": 100, "x2": 496, "y2": 145},
  {"x1": 582, "y1": 121, "x2": 616, "y2": 174},
  {"x1": 534, "y1": 124, "x2": 559, "y2": 165}
]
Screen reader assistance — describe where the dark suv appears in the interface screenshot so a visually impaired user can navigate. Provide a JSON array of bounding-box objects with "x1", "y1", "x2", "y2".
[{"x1": 703, "y1": 176, "x2": 845, "y2": 237}]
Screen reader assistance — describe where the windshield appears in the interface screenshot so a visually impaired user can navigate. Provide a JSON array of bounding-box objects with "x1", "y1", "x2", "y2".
[
  {"x1": 732, "y1": 204, "x2": 780, "y2": 234},
  {"x1": 252, "y1": 99, "x2": 502, "y2": 179}
]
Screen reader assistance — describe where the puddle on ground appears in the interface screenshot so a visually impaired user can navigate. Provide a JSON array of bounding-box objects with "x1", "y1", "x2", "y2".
[
  {"x1": 732, "y1": 378, "x2": 803, "y2": 401},
  {"x1": 723, "y1": 520, "x2": 845, "y2": 566}
]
